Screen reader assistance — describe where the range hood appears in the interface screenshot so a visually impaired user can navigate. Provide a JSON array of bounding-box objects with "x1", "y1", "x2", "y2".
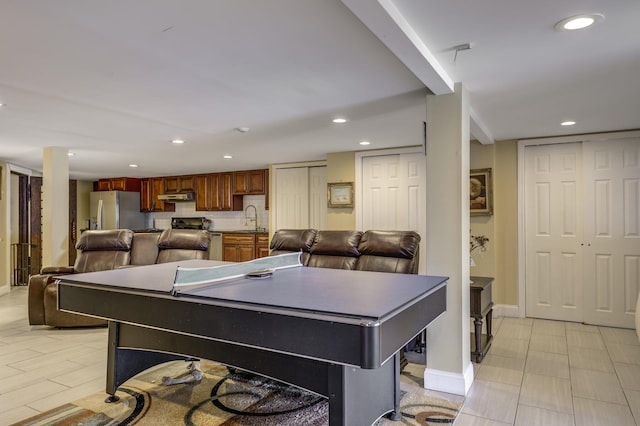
[{"x1": 157, "y1": 192, "x2": 195, "y2": 202}]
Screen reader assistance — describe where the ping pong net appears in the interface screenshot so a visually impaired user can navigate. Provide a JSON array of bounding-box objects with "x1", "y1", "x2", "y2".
[{"x1": 171, "y1": 252, "x2": 302, "y2": 295}]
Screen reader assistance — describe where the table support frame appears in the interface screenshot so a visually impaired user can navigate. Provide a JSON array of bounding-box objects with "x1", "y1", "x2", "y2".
[{"x1": 105, "y1": 321, "x2": 401, "y2": 426}]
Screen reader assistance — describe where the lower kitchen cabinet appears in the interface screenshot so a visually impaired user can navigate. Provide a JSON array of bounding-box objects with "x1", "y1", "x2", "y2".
[
  {"x1": 255, "y1": 234, "x2": 270, "y2": 258},
  {"x1": 223, "y1": 233, "x2": 269, "y2": 262}
]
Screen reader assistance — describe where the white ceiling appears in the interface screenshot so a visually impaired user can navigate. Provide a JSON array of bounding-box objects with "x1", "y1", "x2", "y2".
[{"x1": 1, "y1": 0, "x2": 638, "y2": 180}]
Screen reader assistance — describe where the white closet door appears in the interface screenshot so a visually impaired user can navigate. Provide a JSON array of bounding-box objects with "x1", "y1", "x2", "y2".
[
  {"x1": 274, "y1": 167, "x2": 309, "y2": 230},
  {"x1": 583, "y1": 137, "x2": 640, "y2": 327},
  {"x1": 308, "y1": 166, "x2": 327, "y2": 230},
  {"x1": 525, "y1": 143, "x2": 583, "y2": 322},
  {"x1": 361, "y1": 152, "x2": 426, "y2": 273}
]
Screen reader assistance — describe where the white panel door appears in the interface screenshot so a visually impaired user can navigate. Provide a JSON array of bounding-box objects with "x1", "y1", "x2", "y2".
[
  {"x1": 308, "y1": 166, "x2": 327, "y2": 230},
  {"x1": 274, "y1": 167, "x2": 309, "y2": 230},
  {"x1": 525, "y1": 143, "x2": 583, "y2": 322},
  {"x1": 583, "y1": 138, "x2": 640, "y2": 327},
  {"x1": 361, "y1": 152, "x2": 426, "y2": 273}
]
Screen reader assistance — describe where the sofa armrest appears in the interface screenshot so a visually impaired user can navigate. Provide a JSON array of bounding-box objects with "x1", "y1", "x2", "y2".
[
  {"x1": 28, "y1": 273, "x2": 59, "y2": 325},
  {"x1": 40, "y1": 266, "x2": 75, "y2": 274}
]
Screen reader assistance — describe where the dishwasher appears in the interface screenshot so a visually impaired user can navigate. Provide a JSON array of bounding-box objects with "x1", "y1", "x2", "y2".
[{"x1": 208, "y1": 232, "x2": 223, "y2": 261}]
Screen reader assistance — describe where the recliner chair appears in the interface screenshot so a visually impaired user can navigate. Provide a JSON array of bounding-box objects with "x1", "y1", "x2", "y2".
[
  {"x1": 28, "y1": 229, "x2": 134, "y2": 327},
  {"x1": 155, "y1": 229, "x2": 210, "y2": 263}
]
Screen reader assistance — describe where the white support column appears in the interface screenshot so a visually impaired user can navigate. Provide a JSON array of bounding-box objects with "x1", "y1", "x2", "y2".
[
  {"x1": 42, "y1": 147, "x2": 69, "y2": 267},
  {"x1": 424, "y1": 83, "x2": 473, "y2": 395}
]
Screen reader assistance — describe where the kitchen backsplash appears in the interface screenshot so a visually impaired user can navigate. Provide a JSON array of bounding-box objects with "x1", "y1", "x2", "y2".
[{"x1": 147, "y1": 195, "x2": 268, "y2": 231}]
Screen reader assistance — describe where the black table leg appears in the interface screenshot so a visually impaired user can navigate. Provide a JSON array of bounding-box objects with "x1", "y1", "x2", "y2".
[{"x1": 327, "y1": 354, "x2": 399, "y2": 425}]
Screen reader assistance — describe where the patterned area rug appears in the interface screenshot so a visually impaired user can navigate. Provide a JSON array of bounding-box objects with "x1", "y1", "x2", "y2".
[{"x1": 12, "y1": 360, "x2": 461, "y2": 426}]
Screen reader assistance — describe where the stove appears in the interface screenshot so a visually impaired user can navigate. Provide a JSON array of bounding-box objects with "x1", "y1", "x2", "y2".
[{"x1": 171, "y1": 217, "x2": 211, "y2": 230}]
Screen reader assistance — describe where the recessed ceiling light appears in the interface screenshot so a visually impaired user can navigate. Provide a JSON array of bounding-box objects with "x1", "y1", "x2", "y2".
[
  {"x1": 561, "y1": 120, "x2": 576, "y2": 126},
  {"x1": 129, "y1": 164, "x2": 139, "y2": 168},
  {"x1": 359, "y1": 141, "x2": 371, "y2": 146},
  {"x1": 67, "y1": 152, "x2": 75, "y2": 156},
  {"x1": 223, "y1": 155, "x2": 233, "y2": 159},
  {"x1": 555, "y1": 13, "x2": 604, "y2": 31},
  {"x1": 171, "y1": 139, "x2": 185, "y2": 144},
  {"x1": 0, "y1": 103, "x2": 5, "y2": 107},
  {"x1": 235, "y1": 127, "x2": 250, "y2": 133},
  {"x1": 333, "y1": 118, "x2": 348, "y2": 124}
]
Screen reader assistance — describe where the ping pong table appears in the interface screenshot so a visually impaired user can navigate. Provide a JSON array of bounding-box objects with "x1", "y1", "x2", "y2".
[{"x1": 56, "y1": 259, "x2": 447, "y2": 425}]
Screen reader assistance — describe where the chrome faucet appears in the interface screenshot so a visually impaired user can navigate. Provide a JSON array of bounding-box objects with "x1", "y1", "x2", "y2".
[{"x1": 244, "y1": 204, "x2": 258, "y2": 231}]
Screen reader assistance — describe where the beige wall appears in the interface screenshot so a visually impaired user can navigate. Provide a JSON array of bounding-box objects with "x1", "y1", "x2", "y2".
[
  {"x1": 77, "y1": 180, "x2": 94, "y2": 231},
  {"x1": 0, "y1": 162, "x2": 9, "y2": 294},
  {"x1": 470, "y1": 140, "x2": 518, "y2": 306},
  {"x1": 326, "y1": 152, "x2": 356, "y2": 230}
]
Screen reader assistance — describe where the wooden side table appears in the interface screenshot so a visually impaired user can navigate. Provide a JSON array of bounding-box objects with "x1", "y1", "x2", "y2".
[{"x1": 470, "y1": 276, "x2": 494, "y2": 363}]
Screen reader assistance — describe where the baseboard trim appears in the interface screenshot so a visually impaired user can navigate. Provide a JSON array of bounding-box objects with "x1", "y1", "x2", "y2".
[
  {"x1": 494, "y1": 304, "x2": 521, "y2": 318},
  {"x1": 424, "y1": 362, "x2": 474, "y2": 396}
]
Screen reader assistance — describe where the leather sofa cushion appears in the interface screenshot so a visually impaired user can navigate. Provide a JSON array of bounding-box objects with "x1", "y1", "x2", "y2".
[
  {"x1": 158, "y1": 229, "x2": 210, "y2": 251},
  {"x1": 131, "y1": 232, "x2": 160, "y2": 265},
  {"x1": 356, "y1": 230, "x2": 420, "y2": 274},
  {"x1": 75, "y1": 229, "x2": 134, "y2": 251},
  {"x1": 270, "y1": 229, "x2": 316, "y2": 252},
  {"x1": 73, "y1": 229, "x2": 134, "y2": 273},
  {"x1": 307, "y1": 231, "x2": 362, "y2": 270},
  {"x1": 156, "y1": 229, "x2": 211, "y2": 264},
  {"x1": 357, "y1": 230, "x2": 420, "y2": 259},
  {"x1": 310, "y1": 231, "x2": 362, "y2": 256},
  {"x1": 269, "y1": 229, "x2": 317, "y2": 265}
]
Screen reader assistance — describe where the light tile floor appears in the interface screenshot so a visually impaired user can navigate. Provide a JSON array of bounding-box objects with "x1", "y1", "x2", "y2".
[
  {"x1": 1, "y1": 286, "x2": 639, "y2": 425},
  {"x1": 457, "y1": 317, "x2": 640, "y2": 425}
]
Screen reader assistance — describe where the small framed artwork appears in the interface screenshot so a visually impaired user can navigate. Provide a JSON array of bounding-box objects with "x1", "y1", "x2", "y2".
[
  {"x1": 327, "y1": 182, "x2": 354, "y2": 208},
  {"x1": 470, "y1": 168, "x2": 493, "y2": 216}
]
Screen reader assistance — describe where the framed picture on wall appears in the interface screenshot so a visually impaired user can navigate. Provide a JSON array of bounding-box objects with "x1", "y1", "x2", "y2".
[
  {"x1": 470, "y1": 168, "x2": 493, "y2": 216},
  {"x1": 327, "y1": 182, "x2": 354, "y2": 208}
]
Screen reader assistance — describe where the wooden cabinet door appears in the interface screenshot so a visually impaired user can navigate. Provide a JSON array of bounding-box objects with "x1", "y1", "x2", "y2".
[
  {"x1": 195, "y1": 174, "x2": 212, "y2": 211},
  {"x1": 223, "y1": 244, "x2": 239, "y2": 262},
  {"x1": 98, "y1": 177, "x2": 141, "y2": 192},
  {"x1": 223, "y1": 234, "x2": 257, "y2": 261},
  {"x1": 255, "y1": 234, "x2": 269, "y2": 258},
  {"x1": 165, "y1": 175, "x2": 195, "y2": 193},
  {"x1": 97, "y1": 179, "x2": 111, "y2": 191},
  {"x1": 237, "y1": 244, "x2": 256, "y2": 262},
  {"x1": 234, "y1": 170, "x2": 265, "y2": 194},
  {"x1": 220, "y1": 173, "x2": 234, "y2": 210},
  {"x1": 151, "y1": 177, "x2": 175, "y2": 212},
  {"x1": 140, "y1": 179, "x2": 152, "y2": 212}
]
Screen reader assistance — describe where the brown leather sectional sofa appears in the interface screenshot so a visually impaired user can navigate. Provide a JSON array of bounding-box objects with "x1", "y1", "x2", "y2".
[
  {"x1": 269, "y1": 229, "x2": 420, "y2": 274},
  {"x1": 28, "y1": 229, "x2": 210, "y2": 327},
  {"x1": 29, "y1": 228, "x2": 420, "y2": 328},
  {"x1": 270, "y1": 228, "x2": 422, "y2": 368}
]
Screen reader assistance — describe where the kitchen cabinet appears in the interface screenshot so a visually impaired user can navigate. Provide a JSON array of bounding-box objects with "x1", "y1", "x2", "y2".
[
  {"x1": 195, "y1": 174, "x2": 215, "y2": 211},
  {"x1": 223, "y1": 234, "x2": 257, "y2": 262},
  {"x1": 223, "y1": 233, "x2": 269, "y2": 262},
  {"x1": 140, "y1": 178, "x2": 175, "y2": 212},
  {"x1": 195, "y1": 173, "x2": 239, "y2": 211},
  {"x1": 255, "y1": 234, "x2": 270, "y2": 258},
  {"x1": 233, "y1": 169, "x2": 266, "y2": 195},
  {"x1": 220, "y1": 173, "x2": 238, "y2": 210},
  {"x1": 97, "y1": 177, "x2": 141, "y2": 192},
  {"x1": 164, "y1": 175, "x2": 195, "y2": 193}
]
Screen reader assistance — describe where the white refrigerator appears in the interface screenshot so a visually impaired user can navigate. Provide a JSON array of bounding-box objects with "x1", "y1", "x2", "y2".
[{"x1": 89, "y1": 191, "x2": 146, "y2": 230}]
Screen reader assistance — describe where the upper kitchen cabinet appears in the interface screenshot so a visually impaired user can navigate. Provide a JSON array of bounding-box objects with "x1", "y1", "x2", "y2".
[
  {"x1": 164, "y1": 175, "x2": 195, "y2": 193},
  {"x1": 195, "y1": 172, "x2": 239, "y2": 211},
  {"x1": 233, "y1": 169, "x2": 266, "y2": 195},
  {"x1": 140, "y1": 177, "x2": 175, "y2": 212},
  {"x1": 96, "y1": 177, "x2": 141, "y2": 192}
]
